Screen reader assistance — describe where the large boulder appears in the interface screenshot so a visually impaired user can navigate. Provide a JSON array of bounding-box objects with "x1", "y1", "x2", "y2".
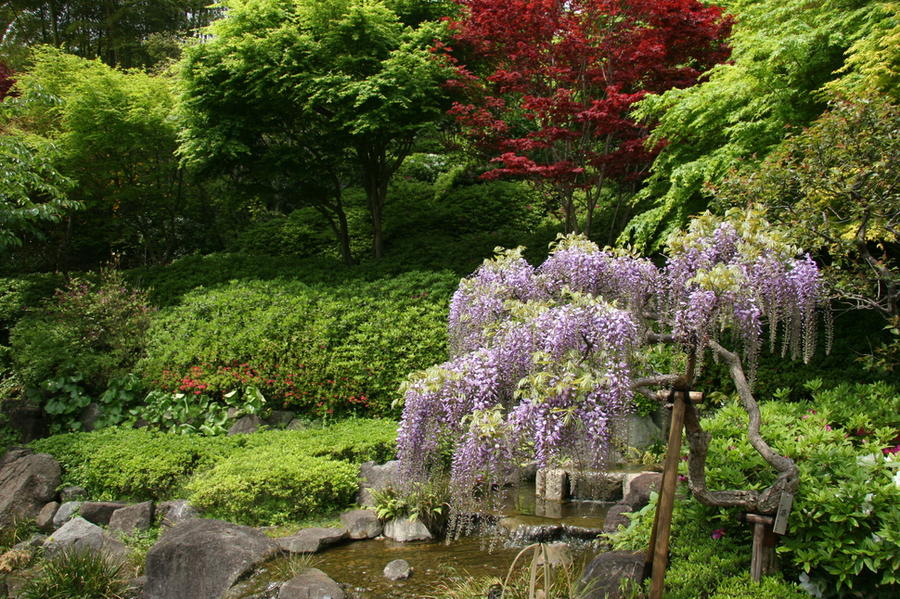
[
  {"x1": 109, "y1": 501, "x2": 154, "y2": 535},
  {"x1": 144, "y1": 518, "x2": 280, "y2": 599},
  {"x1": 340, "y1": 509, "x2": 382, "y2": 540},
  {"x1": 580, "y1": 551, "x2": 645, "y2": 599},
  {"x1": 357, "y1": 460, "x2": 401, "y2": 506},
  {"x1": 383, "y1": 517, "x2": 432, "y2": 542},
  {"x1": 276, "y1": 528, "x2": 348, "y2": 553},
  {"x1": 81, "y1": 501, "x2": 130, "y2": 526},
  {"x1": 622, "y1": 473, "x2": 662, "y2": 509},
  {"x1": 278, "y1": 568, "x2": 345, "y2": 599},
  {"x1": 0, "y1": 449, "x2": 61, "y2": 527},
  {"x1": 43, "y1": 516, "x2": 129, "y2": 562},
  {"x1": 227, "y1": 415, "x2": 262, "y2": 435},
  {"x1": 602, "y1": 504, "x2": 634, "y2": 533}
]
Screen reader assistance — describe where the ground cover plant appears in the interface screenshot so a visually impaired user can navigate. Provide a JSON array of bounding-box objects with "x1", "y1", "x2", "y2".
[{"x1": 29, "y1": 419, "x2": 397, "y2": 508}]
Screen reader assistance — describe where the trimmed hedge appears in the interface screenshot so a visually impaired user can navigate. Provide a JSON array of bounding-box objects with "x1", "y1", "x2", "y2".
[
  {"x1": 185, "y1": 450, "x2": 358, "y2": 525},
  {"x1": 29, "y1": 428, "x2": 239, "y2": 501},
  {"x1": 139, "y1": 272, "x2": 456, "y2": 416},
  {"x1": 28, "y1": 419, "x2": 398, "y2": 521}
]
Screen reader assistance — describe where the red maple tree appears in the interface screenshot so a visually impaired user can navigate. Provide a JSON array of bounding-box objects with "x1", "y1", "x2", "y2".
[{"x1": 445, "y1": 0, "x2": 732, "y2": 236}]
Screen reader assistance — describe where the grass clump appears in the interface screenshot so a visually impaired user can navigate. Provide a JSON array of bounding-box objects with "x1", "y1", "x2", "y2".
[{"x1": 18, "y1": 549, "x2": 129, "y2": 599}]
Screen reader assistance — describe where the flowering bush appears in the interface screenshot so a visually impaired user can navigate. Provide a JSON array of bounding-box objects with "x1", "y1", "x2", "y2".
[{"x1": 398, "y1": 208, "x2": 826, "y2": 514}]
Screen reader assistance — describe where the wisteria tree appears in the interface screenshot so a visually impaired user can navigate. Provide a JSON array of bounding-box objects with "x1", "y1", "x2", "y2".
[
  {"x1": 444, "y1": 0, "x2": 732, "y2": 238},
  {"x1": 398, "y1": 208, "x2": 826, "y2": 520}
]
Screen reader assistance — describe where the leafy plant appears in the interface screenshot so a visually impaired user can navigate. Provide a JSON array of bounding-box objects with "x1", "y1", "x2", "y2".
[
  {"x1": 10, "y1": 268, "x2": 153, "y2": 430},
  {"x1": 137, "y1": 384, "x2": 267, "y2": 436},
  {"x1": 140, "y1": 272, "x2": 455, "y2": 416}
]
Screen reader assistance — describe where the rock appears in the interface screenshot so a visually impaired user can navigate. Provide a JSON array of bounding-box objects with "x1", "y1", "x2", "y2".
[
  {"x1": 535, "y1": 543, "x2": 573, "y2": 568},
  {"x1": 144, "y1": 518, "x2": 280, "y2": 599},
  {"x1": 383, "y1": 559, "x2": 411, "y2": 580},
  {"x1": 602, "y1": 504, "x2": 633, "y2": 533},
  {"x1": 622, "y1": 472, "x2": 662, "y2": 509},
  {"x1": 156, "y1": 500, "x2": 199, "y2": 528},
  {"x1": 35, "y1": 501, "x2": 59, "y2": 531},
  {"x1": 60, "y1": 485, "x2": 88, "y2": 502},
  {"x1": 383, "y1": 517, "x2": 432, "y2": 542},
  {"x1": 580, "y1": 550, "x2": 645, "y2": 599},
  {"x1": 12, "y1": 533, "x2": 46, "y2": 550},
  {"x1": 570, "y1": 471, "x2": 625, "y2": 501},
  {"x1": 286, "y1": 418, "x2": 312, "y2": 431},
  {"x1": 278, "y1": 568, "x2": 345, "y2": 599},
  {"x1": 276, "y1": 527, "x2": 348, "y2": 553},
  {"x1": 536, "y1": 469, "x2": 568, "y2": 501},
  {"x1": 81, "y1": 501, "x2": 130, "y2": 526},
  {"x1": 357, "y1": 460, "x2": 401, "y2": 507},
  {"x1": 0, "y1": 400, "x2": 47, "y2": 443},
  {"x1": 0, "y1": 449, "x2": 61, "y2": 527},
  {"x1": 80, "y1": 402, "x2": 102, "y2": 432},
  {"x1": 43, "y1": 517, "x2": 129, "y2": 562},
  {"x1": 340, "y1": 509, "x2": 382, "y2": 540},
  {"x1": 53, "y1": 501, "x2": 83, "y2": 528},
  {"x1": 126, "y1": 576, "x2": 147, "y2": 599},
  {"x1": 109, "y1": 501, "x2": 154, "y2": 535},
  {"x1": 228, "y1": 415, "x2": 262, "y2": 435},
  {"x1": 262, "y1": 410, "x2": 295, "y2": 429}
]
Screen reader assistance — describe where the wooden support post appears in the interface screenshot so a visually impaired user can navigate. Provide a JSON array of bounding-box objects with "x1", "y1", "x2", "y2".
[
  {"x1": 645, "y1": 390, "x2": 687, "y2": 599},
  {"x1": 746, "y1": 514, "x2": 777, "y2": 582}
]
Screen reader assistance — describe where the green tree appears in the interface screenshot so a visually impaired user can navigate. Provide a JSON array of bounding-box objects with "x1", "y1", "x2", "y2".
[
  {"x1": 718, "y1": 97, "x2": 899, "y2": 322},
  {"x1": 5, "y1": 47, "x2": 209, "y2": 268},
  {"x1": 620, "y1": 0, "x2": 895, "y2": 252},
  {"x1": 0, "y1": 1, "x2": 220, "y2": 69},
  {"x1": 0, "y1": 133, "x2": 76, "y2": 250},
  {"x1": 178, "y1": 0, "x2": 454, "y2": 260}
]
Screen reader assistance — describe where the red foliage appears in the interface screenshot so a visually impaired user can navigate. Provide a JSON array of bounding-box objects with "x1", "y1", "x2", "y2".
[
  {"x1": 0, "y1": 62, "x2": 14, "y2": 100},
  {"x1": 445, "y1": 0, "x2": 732, "y2": 232}
]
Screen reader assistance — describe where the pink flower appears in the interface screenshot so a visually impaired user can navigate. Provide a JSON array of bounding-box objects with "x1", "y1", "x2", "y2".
[
  {"x1": 711, "y1": 528, "x2": 726, "y2": 540},
  {"x1": 824, "y1": 425, "x2": 832, "y2": 431}
]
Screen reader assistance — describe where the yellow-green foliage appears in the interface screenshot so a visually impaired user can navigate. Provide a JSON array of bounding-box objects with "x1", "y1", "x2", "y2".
[
  {"x1": 29, "y1": 428, "x2": 239, "y2": 501},
  {"x1": 186, "y1": 450, "x2": 358, "y2": 526},
  {"x1": 29, "y1": 419, "x2": 398, "y2": 518}
]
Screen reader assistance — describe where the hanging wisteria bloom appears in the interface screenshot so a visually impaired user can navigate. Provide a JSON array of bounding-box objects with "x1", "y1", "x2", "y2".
[{"x1": 398, "y1": 208, "x2": 826, "y2": 518}]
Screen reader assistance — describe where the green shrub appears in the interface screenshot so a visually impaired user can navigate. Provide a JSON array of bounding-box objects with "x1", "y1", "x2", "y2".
[
  {"x1": 29, "y1": 428, "x2": 240, "y2": 501},
  {"x1": 139, "y1": 272, "x2": 455, "y2": 416},
  {"x1": 699, "y1": 389, "x2": 900, "y2": 597},
  {"x1": 19, "y1": 549, "x2": 128, "y2": 599},
  {"x1": 237, "y1": 418, "x2": 397, "y2": 463},
  {"x1": 186, "y1": 450, "x2": 358, "y2": 526},
  {"x1": 229, "y1": 207, "x2": 341, "y2": 258},
  {"x1": 9, "y1": 270, "x2": 153, "y2": 431},
  {"x1": 28, "y1": 419, "x2": 396, "y2": 505},
  {"x1": 0, "y1": 273, "x2": 62, "y2": 341}
]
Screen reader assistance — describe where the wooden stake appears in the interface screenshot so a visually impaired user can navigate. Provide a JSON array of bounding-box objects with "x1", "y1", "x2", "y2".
[
  {"x1": 646, "y1": 390, "x2": 687, "y2": 599},
  {"x1": 746, "y1": 514, "x2": 777, "y2": 581}
]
